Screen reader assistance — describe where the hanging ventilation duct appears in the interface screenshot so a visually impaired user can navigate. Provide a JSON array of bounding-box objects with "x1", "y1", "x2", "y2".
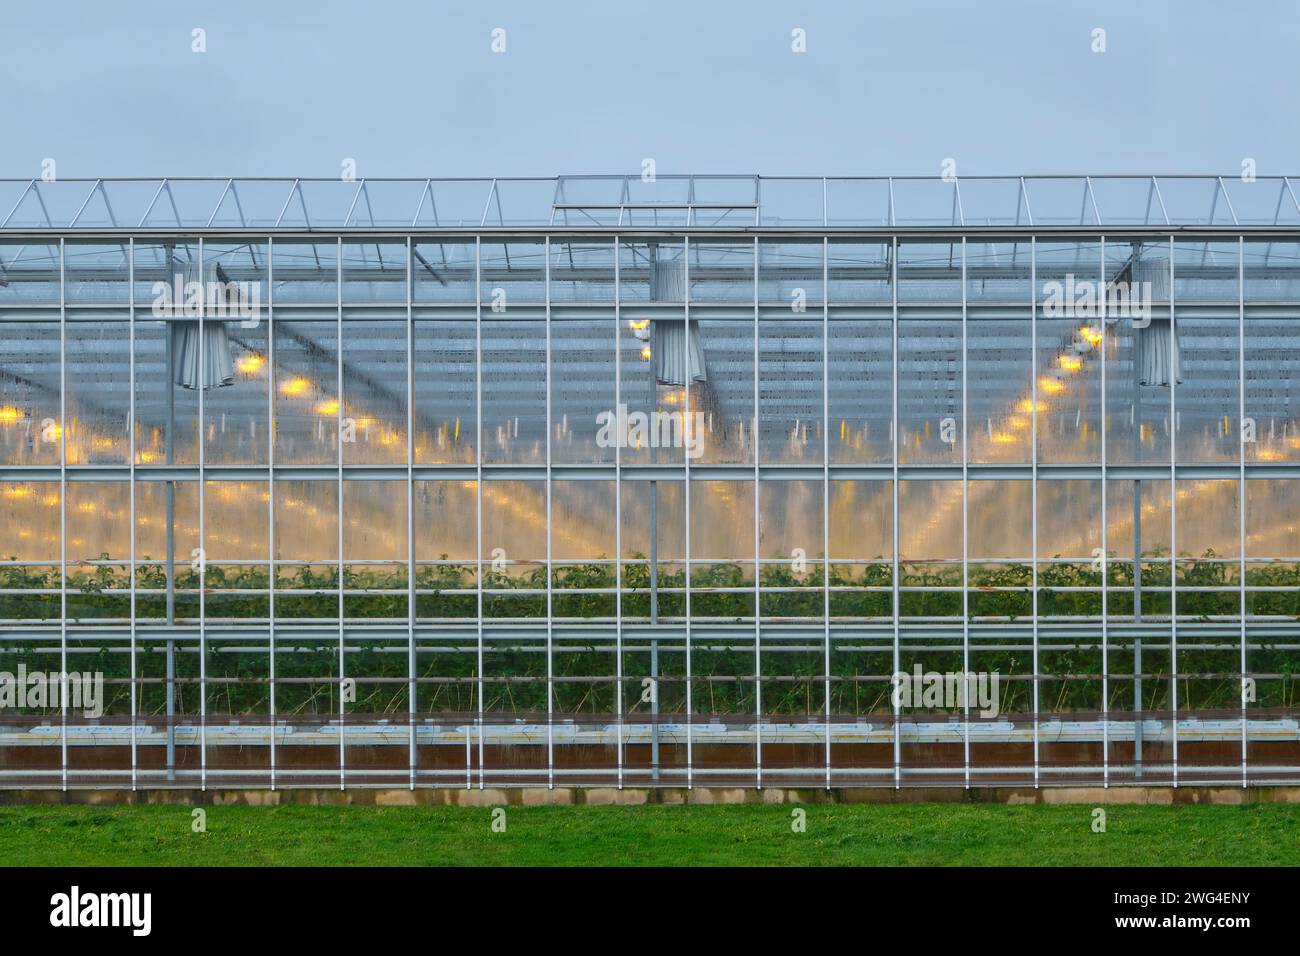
[{"x1": 168, "y1": 260, "x2": 236, "y2": 390}]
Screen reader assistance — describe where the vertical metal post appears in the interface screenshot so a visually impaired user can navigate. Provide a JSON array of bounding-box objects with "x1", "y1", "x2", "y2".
[
  {"x1": 545, "y1": 236, "x2": 554, "y2": 789},
  {"x1": 336, "y1": 237, "x2": 345, "y2": 790},
  {"x1": 1132, "y1": 240, "x2": 1144, "y2": 778},
  {"x1": 753, "y1": 235, "x2": 761, "y2": 789},
  {"x1": 267, "y1": 236, "x2": 277, "y2": 790},
  {"x1": 1237, "y1": 235, "x2": 1247, "y2": 787},
  {"x1": 649, "y1": 480, "x2": 659, "y2": 779},
  {"x1": 822, "y1": 235, "x2": 831, "y2": 790},
  {"x1": 475, "y1": 236, "x2": 484, "y2": 788},
  {"x1": 1098, "y1": 236, "x2": 1110, "y2": 788},
  {"x1": 164, "y1": 242, "x2": 176, "y2": 783},
  {"x1": 683, "y1": 236, "x2": 693, "y2": 789},
  {"x1": 128, "y1": 238, "x2": 138, "y2": 790},
  {"x1": 890, "y1": 235, "x2": 901, "y2": 789},
  {"x1": 1169, "y1": 235, "x2": 1179, "y2": 786},
  {"x1": 1029, "y1": 234, "x2": 1040, "y2": 789},
  {"x1": 647, "y1": 243, "x2": 660, "y2": 781},
  {"x1": 407, "y1": 235, "x2": 417, "y2": 789},
  {"x1": 961, "y1": 237, "x2": 971, "y2": 788},
  {"x1": 198, "y1": 237, "x2": 207, "y2": 792},
  {"x1": 614, "y1": 235, "x2": 624, "y2": 789},
  {"x1": 58, "y1": 237, "x2": 68, "y2": 791}
]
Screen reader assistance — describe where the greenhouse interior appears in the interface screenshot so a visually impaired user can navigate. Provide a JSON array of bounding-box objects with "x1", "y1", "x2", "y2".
[{"x1": 0, "y1": 174, "x2": 1297, "y2": 789}]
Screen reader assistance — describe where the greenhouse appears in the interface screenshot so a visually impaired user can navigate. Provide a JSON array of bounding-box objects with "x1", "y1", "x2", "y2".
[{"x1": 0, "y1": 174, "x2": 1297, "y2": 790}]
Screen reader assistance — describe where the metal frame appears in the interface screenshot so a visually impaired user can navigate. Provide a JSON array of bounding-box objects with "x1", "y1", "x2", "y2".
[
  {"x1": 7, "y1": 175, "x2": 1300, "y2": 234},
  {"x1": 0, "y1": 211, "x2": 1296, "y2": 790}
]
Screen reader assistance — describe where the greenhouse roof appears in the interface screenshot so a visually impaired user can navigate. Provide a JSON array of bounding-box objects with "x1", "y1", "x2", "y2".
[{"x1": 2, "y1": 175, "x2": 1300, "y2": 231}]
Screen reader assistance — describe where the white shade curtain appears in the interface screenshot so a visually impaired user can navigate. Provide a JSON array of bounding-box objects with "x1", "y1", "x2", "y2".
[
  {"x1": 651, "y1": 319, "x2": 708, "y2": 387},
  {"x1": 1132, "y1": 256, "x2": 1180, "y2": 387},
  {"x1": 167, "y1": 259, "x2": 235, "y2": 390},
  {"x1": 645, "y1": 255, "x2": 708, "y2": 386},
  {"x1": 651, "y1": 254, "x2": 686, "y2": 302},
  {"x1": 170, "y1": 319, "x2": 235, "y2": 390},
  {"x1": 1138, "y1": 319, "x2": 1181, "y2": 387}
]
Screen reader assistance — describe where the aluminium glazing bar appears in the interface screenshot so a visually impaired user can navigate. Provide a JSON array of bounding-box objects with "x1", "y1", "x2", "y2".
[
  {"x1": 822, "y1": 235, "x2": 831, "y2": 790},
  {"x1": 1098, "y1": 236, "x2": 1109, "y2": 787},
  {"x1": 961, "y1": 236, "x2": 971, "y2": 788},
  {"x1": 545, "y1": 236, "x2": 554, "y2": 790},
  {"x1": 337, "y1": 236, "x2": 345, "y2": 790},
  {"x1": 475, "y1": 236, "x2": 485, "y2": 789},
  {"x1": 67, "y1": 181, "x2": 101, "y2": 229},
  {"x1": 1030, "y1": 235, "x2": 1040, "y2": 788},
  {"x1": 1031, "y1": 235, "x2": 1042, "y2": 786},
  {"x1": 59, "y1": 236, "x2": 67, "y2": 791},
  {"x1": 199, "y1": 236, "x2": 208, "y2": 791},
  {"x1": 753, "y1": 235, "x2": 762, "y2": 788},
  {"x1": 684, "y1": 235, "x2": 693, "y2": 789},
  {"x1": 891, "y1": 236, "x2": 900, "y2": 788},
  {"x1": 129, "y1": 237, "x2": 138, "y2": 791},
  {"x1": 407, "y1": 236, "x2": 416, "y2": 789},
  {"x1": 268, "y1": 236, "x2": 278, "y2": 790},
  {"x1": 1238, "y1": 235, "x2": 1248, "y2": 788},
  {"x1": 1170, "y1": 235, "x2": 1179, "y2": 787},
  {"x1": 202, "y1": 180, "x2": 230, "y2": 230},
  {"x1": 614, "y1": 235, "x2": 623, "y2": 789}
]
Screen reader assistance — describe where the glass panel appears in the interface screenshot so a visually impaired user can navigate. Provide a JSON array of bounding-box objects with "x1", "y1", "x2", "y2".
[
  {"x1": 548, "y1": 239, "x2": 614, "y2": 302},
  {"x1": 689, "y1": 242, "x2": 752, "y2": 302},
  {"x1": 273, "y1": 319, "x2": 339, "y2": 466},
  {"x1": 342, "y1": 318, "x2": 407, "y2": 464},
  {"x1": 1036, "y1": 240, "x2": 1103, "y2": 464},
  {"x1": 759, "y1": 318, "x2": 822, "y2": 464},
  {"x1": 0, "y1": 242, "x2": 60, "y2": 304},
  {"x1": 412, "y1": 241, "x2": 475, "y2": 302},
  {"x1": 342, "y1": 242, "x2": 405, "y2": 303},
  {"x1": 1104, "y1": 240, "x2": 1172, "y2": 465},
  {"x1": 827, "y1": 241, "x2": 890, "y2": 302},
  {"x1": 828, "y1": 315, "x2": 891, "y2": 464},
  {"x1": 1244, "y1": 242, "x2": 1300, "y2": 462},
  {"x1": 66, "y1": 319, "x2": 129, "y2": 464},
  {"x1": 552, "y1": 317, "x2": 615, "y2": 465},
  {"x1": 414, "y1": 319, "x2": 475, "y2": 464},
  {"x1": 897, "y1": 313, "x2": 961, "y2": 465},
  {"x1": 479, "y1": 241, "x2": 545, "y2": 304},
  {"x1": 481, "y1": 319, "x2": 545, "y2": 464},
  {"x1": 0, "y1": 321, "x2": 61, "y2": 465},
  {"x1": 272, "y1": 242, "x2": 337, "y2": 303},
  {"x1": 64, "y1": 242, "x2": 129, "y2": 303}
]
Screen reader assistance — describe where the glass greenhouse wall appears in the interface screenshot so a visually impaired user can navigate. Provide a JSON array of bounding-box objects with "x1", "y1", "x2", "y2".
[{"x1": 0, "y1": 176, "x2": 1298, "y2": 789}]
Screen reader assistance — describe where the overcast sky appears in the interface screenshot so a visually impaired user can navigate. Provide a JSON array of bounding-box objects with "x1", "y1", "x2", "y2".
[{"x1": 3, "y1": 0, "x2": 1296, "y2": 179}]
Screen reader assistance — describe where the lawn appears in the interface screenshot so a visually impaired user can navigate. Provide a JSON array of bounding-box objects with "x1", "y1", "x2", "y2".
[{"x1": 1, "y1": 802, "x2": 1297, "y2": 866}]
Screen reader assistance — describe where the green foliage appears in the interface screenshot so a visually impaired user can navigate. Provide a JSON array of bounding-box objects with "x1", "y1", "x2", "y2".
[{"x1": 1, "y1": 549, "x2": 1296, "y2": 717}]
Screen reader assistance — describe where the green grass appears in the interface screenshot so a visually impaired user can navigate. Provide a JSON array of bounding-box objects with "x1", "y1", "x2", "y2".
[{"x1": 1, "y1": 802, "x2": 1297, "y2": 866}]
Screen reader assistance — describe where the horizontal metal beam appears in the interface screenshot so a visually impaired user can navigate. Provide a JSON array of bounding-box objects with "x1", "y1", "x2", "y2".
[{"x1": 4, "y1": 462, "x2": 1299, "y2": 482}]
